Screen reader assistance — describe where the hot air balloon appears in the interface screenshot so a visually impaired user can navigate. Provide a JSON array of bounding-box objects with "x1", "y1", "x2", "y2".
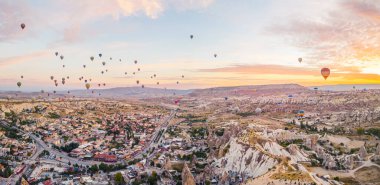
[
  {"x1": 62, "y1": 77, "x2": 65, "y2": 81},
  {"x1": 214, "y1": 54, "x2": 217, "y2": 58},
  {"x1": 298, "y1": 58, "x2": 302, "y2": 63},
  {"x1": 182, "y1": 75, "x2": 184, "y2": 78},
  {"x1": 125, "y1": 72, "x2": 127, "y2": 75},
  {"x1": 119, "y1": 59, "x2": 121, "y2": 62},
  {"x1": 138, "y1": 68, "x2": 140, "y2": 71},
  {"x1": 55, "y1": 83, "x2": 58, "y2": 87},
  {"x1": 105, "y1": 69, "x2": 108, "y2": 72},
  {"x1": 85, "y1": 80, "x2": 88, "y2": 83},
  {"x1": 103, "y1": 83, "x2": 106, "y2": 86},
  {"x1": 136, "y1": 80, "x2": 140, "y2": 84},
  {"x1": 255, "y1": 108, "x2": 262, "y2": 114},
  {"x1": 55, "y1": 52, "x2": 58, "y2": 56},
  {"x1": 85, "y1": 83, "x2": 90, "y2": 90},
  {"x1": 98, "y1": 84, "x2": 101, "y2": 87},
  {"x1": 62, "y1": 65, "x2": 65, "y2": 68},
  {"x1": 21, "y1": 75, "x2": 23, "y2": 79},
  {"x1": 83, "y1": 65, "x2": 86, "y2": 68},
  {"x1": 134, "y1": 60, "x2": 137, "y2": 64},
  {"x1": 17, "y1": 82, "x2": 22, "y2": 87},
  {"x1": 68, "y1": 91, "x2": 70, "y2": 94},
  {"x1": 133, "y1": 72, "x2": 135, "y2": 75},
  {"x1": 41, "y1": 90, "x2": 44, "y2": 93},
  {"x1": 20, "y1": 23, "x2": 25, "y2": 30},
  {"x1": 153, "y1": 74, "x2": 156, "y2": 78},
  {"x1": 62, "y1": 80, "x2": 65, "y2": 85},
  {"x1": 89, "y1": 78, "x2": 92, "y2": 82},
  {"x1": 53, "y1": 90, "x2": 56, "y2": 94},
  {"x1": 190, "y1": 35, "x2": 193, "y2": 39},
  {"x1": 54, "y1": 79, "x2": 57, "y2": 83},
  {"x1": 224, "y1": 97, "x2": 228, "y2": 101},
  {"x1": 321, "y1": 68, "x2": 330, "y2": 80},
  {"x1": 90, "y1": 56, "x2": 94, "y2": 61},
  {"x1": 142, "y1": 85, "x2": 145, "y2": 88},
  {"x1": 157, "y1": 82, "x2": 159, "y2": 85},
  {"x1": 99, "y1": 53, "x2": 102, "y2": 58},
  {"x1": 60, "y1": 55, "x2": 64, "y2": 60},
  {"x1": 110, "y1": 57, "x2": 112, "y2": 60},
  {"x1": 50, "y1": 76, "x2": 54, "y2": 80},
  {"x1": 101, "y1": 71, "x2": 104, "y2": 74},
  {"x1": 67, "y1": 76, "x2": 69, "y2": 79},
  {"x1": 102, "y1": 61, "x2": 106, "y2": 66},
  {"x1": 176, "y1": 81, "x2": 179, "y2": 84}
]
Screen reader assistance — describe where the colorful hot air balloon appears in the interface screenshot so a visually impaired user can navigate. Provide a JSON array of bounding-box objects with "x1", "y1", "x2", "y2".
[
  {"x1": 20, "y1": 23, "x2": 25, "y2": 30},
  {"x1": 17, "y1": 82, "x2": 22, "y2": 87},
  {"x1": 321, "y1": 68, "x2": 330, "y2": 80},
  {"x1": 85, "y1": 83, "x2": 90, "y2": 90}
]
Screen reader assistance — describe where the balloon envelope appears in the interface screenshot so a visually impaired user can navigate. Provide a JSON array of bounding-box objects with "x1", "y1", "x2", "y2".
[{"x1": 321, "y1": 68, "x2": 330, "y2": 80}]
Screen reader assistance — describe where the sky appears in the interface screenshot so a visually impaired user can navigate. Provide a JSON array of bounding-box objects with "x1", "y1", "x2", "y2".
[{"x1": 0, "y1": 0, "x2": 380, "y2": 91}]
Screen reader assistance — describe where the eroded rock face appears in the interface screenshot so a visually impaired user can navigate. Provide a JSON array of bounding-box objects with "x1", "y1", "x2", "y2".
[
  {"x1": 214, "y1": 138, "x2": 309, "y2": 179},
  {"x1": 359, "y1": 145, "x2": 368, "y2": 159},
  {"x1": 215, "y1": 139, "x2": 278, "y2": 178},
  {"x1": 182, "y1": 163, "x2": 196, "y2": 185}
]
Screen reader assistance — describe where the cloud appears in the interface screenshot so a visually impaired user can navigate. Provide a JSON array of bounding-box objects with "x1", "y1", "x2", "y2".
[
  {"x1": 270, "y1": 0, "x2": 380, "y2": 66},
  {"x1": 0, "y1": 0, "x2": 214, "y2": 43},
  {"x1": 0, "y1": 51, "x2": 50, "y2": 67}
]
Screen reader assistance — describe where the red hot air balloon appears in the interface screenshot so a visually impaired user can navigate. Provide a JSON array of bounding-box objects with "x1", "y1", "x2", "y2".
[{"x1": 321, "y1": 68, "x2": 330, "y2": 80}]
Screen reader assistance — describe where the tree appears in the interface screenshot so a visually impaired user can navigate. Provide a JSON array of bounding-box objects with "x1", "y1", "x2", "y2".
[
  {"x1": 357, "y1": 127, "x2": 365, "y2": 135},
  {"x1": 89, "y1": 164, "x2": 99, "y2": 173},
  {"x1": 114, "y1": 172, "x2": 125, "y2": 185},
  {"x1": 99, "y1": 163, "x2": 109, "y2": 172}
]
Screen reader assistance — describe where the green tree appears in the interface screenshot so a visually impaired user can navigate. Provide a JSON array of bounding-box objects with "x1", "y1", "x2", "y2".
[
  {"x1": 357, "y1": 127, "x2": 365, "y2": 135},
  {"x1": 114, "y1": 172, "x2": 125, "y2": 185}
]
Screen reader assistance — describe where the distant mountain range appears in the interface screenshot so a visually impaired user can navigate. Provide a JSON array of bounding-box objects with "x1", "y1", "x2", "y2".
[
  {"x1": 312, "y1": 84, "x2": 380, "y2": 91},
  {"x1": 1, "y1": 84, "x2": 380, "y2": 99}
]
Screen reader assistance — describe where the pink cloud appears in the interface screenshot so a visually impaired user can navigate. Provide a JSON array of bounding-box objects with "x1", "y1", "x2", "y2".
[
  {"x1": 270, "y1": 0, "x2": 380, "y2": 66},
  {"x1": 0, "y1": 51, "x2": 50, "y2": 67}
]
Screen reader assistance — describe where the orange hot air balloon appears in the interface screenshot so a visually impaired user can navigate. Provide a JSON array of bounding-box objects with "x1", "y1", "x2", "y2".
[{"x1": 321, "y1": 68, "x2": 330, "y2": 80}]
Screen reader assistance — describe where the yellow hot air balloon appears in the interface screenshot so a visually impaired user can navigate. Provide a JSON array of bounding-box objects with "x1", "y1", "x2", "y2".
[{"x1": 85, "y1": 83, "x2": 91, "y2": 90}]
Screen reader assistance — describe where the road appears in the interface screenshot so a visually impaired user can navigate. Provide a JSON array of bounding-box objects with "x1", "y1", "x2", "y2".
[{"x1": 135, "y1": 109, "x2": 177, "y2": 159}]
